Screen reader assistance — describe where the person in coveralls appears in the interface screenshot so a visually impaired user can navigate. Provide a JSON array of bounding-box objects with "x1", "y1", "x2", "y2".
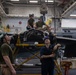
[{"x1": 40, "y1": 36, "x2": 61, "y2": 75}]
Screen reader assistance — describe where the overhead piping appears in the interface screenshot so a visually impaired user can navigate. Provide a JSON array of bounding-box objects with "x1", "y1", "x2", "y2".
[
  {"x1": 61, "y1": 0, "x2": 66, "y2": 4},
  {"x1": 0, "y1": 5, "x2": 6, "y2": 16},
  {"x1": 62, "y1": 1, "x2": 76, "y2": 17}
]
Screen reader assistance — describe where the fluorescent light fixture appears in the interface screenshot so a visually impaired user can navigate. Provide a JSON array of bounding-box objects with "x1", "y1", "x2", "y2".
[
  {"x1": 70, "y1": 14, "x2": 76, "y2": 16},
  {"x1": 11, "y1": 0, "x2": 19, "y2": 1},
  {"x1": 29, "y1": 0, "x2": 38, "y2": 3},
  {"x1": 45, "y1": 0, "x2": 53, "y2": 2}
]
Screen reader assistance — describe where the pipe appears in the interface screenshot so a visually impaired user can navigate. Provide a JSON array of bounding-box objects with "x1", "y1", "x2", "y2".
[
  {"x1": 59, "y1": 0, "x2": 68, "y2": 4},
  {"x1": 62, "y1": 1, "x2": 76, "y2": 17},
  {"x1": 62, "y1": 0, "x2": 66, "y2": 4}
]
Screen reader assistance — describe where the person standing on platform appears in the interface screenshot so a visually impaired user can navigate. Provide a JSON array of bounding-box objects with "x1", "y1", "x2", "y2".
[
  {"x1": 45, "y1": 18, "x2": 53, "y2": 32},
  {"x1": 35, "y1": 18, "x2": 46, "y2": 30},
  {"x1": 27, "y1": 14, "x2": 35, "y2": 30},
  {"x1": 40, "y1": 36, "x2": 61, "y2": 75},
  {"x1": 45, "y1": 18, "x2": 52, "y2": 28},
  {"x1": 0, "y1": 34, "x2": 16, "y2": 75}
]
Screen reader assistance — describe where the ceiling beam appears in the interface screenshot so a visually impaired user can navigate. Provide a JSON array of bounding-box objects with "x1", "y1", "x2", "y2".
[{"x1": 61, "y1": 1, "x2": 76, "y2": 17}]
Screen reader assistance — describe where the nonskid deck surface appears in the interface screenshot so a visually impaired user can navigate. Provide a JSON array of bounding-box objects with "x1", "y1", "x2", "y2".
[
  {"x1": 16, "y1": 66, "x2": 76, "y2": 75},
  {"x1": 15, "y1": 58, "x2": 76, "y2": 75},
  {"x1": 15, "y1": 55, "x2": 76, "y2": 75}
]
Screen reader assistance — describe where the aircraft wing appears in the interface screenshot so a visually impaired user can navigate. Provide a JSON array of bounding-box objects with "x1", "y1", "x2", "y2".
[
  {"x1": 56, "y1": 36, "x2": 76, "y2": 57},
  {"x1": 56, "y1": 36, "x2": 76, "y2": 45}
]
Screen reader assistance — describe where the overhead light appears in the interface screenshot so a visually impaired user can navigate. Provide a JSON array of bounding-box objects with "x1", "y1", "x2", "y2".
[
  {"x1": 45, "y1": 0, "x2": 53, "y2": 2},
  {"x1": 11, "y1": 0, "x2": 19, "y2": 1},
  {"x1": 70, "y1": 14, "x2": 76, "y2": 16},
  {"x1": 29, "y1": 0, "x2": 38, "y2": 3}
]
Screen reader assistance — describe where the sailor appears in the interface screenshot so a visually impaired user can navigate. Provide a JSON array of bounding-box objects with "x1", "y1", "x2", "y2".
[
  {"x1": 27, "y1": 14, "x2": 35, "y2": 30},
  {"x1": 35, "y1": 18, "x2": 45, "y2": 30},
  {"x1": 45, "y1": 18, "x2": 52, "y2": 27},
  {"x1": 0, "y1": 34, "x2": 16, "y2": 75},
  {"x1": 40, "y1": 36, "x2": 61, "y2": 75}
]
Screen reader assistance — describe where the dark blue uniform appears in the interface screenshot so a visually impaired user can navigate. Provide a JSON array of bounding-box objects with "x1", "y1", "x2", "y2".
[{"x1": 40, "y1": 45, "x2": 55, "y2": 75}]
